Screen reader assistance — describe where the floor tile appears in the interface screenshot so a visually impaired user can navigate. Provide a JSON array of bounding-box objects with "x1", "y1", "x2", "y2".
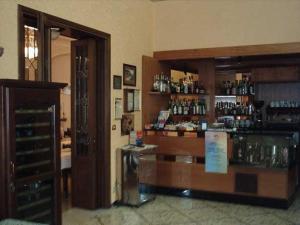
[
  {"x1": 217, "y1": 203, "x2": 267, "y2": 218},
  {"x1": 134, "y1": 197, "x2": 172, "y2": 213},
  {"x1": 273, "y1": 208, "x2": 300, "y2": 224},
  {"x1": 139, "y1": 209, "x2": 193, "y2": 225},
  {"x1": 63, "y1": 193, "x2": 300, "y2": 225},
  {"x1": 239, "y1": 213, "x2": 294, "y2": 225},
  {"x1": 181, "y1": 207, "x2": 228, "y2": 222},
  {"x1": 197, "y1": 217, "x2": 244, "y2": 225},
  {"x1": 162, "y1": 196, "x2": 210, "y2": 210},
  {"x1": 62, "y1": 208, "x2": 96, "y2": 225},
  {"x1": 94, "y1": 212, "x2": 149, "y2": 225}
]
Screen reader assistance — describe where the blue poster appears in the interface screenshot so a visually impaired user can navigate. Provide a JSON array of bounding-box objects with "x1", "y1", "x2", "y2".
[{"x1": 205, "y1": 131, "x2": 228, "y2": 174}]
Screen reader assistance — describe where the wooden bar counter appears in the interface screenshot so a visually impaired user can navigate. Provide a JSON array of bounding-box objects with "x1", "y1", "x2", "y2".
[{"x1": 139, "y1": 130, "x2": 297, "y2": 208}]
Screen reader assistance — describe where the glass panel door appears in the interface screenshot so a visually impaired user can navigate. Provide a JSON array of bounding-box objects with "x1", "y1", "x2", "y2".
[
  {"x1": 13, "y1": 105, "x2": 56, "y2": 224},
  {"x1": 71, "y1": 39, "x2": 97, "y2": 209}
]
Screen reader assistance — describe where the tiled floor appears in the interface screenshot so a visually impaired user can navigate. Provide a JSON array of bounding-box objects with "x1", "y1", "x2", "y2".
[{"x1": 63, "y1": 193, "x2": 300, "y2": 225}]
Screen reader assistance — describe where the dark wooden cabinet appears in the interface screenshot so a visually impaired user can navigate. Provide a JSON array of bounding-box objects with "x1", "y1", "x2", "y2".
[
  {"x1": 252, "y1": 66, "x2": 300, "y2": 82},
  {"x1": 0, "y1": 79, "x2": 66, "y2": 225}
]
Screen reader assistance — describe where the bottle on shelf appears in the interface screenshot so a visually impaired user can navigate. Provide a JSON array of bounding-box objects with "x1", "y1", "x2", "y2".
[
  {"x1": 169, "y1": 99, "x2": 206, "y2": 116},
  {"x1": 215, "y1": 101, "x2": 254, "y2": 116},
  {"x1": 221, "y1": 75, "x2": 254, "y2": 96}
]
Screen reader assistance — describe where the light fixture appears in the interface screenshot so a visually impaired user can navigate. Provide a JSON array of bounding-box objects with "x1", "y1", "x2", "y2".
[
  {"x1": 25, "y1": 46, "x2": 38, "y2": 59},
  {"x1": 24, "y1": 25, "x2": 38, "y2": 59},
  {"x1": 51, "y1": 28, "x2": 61, "y2": 40}
]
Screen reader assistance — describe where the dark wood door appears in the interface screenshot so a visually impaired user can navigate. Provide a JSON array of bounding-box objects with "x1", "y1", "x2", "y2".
[{"x1": 71, "y1": 39, "x2": 98, "y2": 209}]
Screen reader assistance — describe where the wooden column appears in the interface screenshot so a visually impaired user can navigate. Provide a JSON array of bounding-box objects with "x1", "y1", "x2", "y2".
[{"x1": 198, "y1": 59, "x2": 215, "y2": 123}]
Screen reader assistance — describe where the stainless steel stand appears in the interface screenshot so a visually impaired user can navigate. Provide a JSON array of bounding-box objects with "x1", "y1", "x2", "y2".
[{"x1": 121, "y1": 144, "x2": 157, "y2": 206}]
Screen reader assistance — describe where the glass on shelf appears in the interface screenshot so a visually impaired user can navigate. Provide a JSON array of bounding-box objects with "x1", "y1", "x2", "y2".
[
  {"x1": 16, "y1": 178, "x2": 54, "y2": 224},
  {"x1": 14, "y1": 106, "x2": 55, "y2": 180},
  {"x1": 232, "y1": 133, "x2": 297, "y2": 169}
]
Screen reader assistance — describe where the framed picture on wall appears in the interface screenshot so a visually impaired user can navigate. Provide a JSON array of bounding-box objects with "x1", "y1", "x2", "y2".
[
  {"x1": 121, "y1": 114, "x2": 134, "y2": 136},
  {"x1": 113, "y1": 75, "x2": 122, "y2": 89},
  {"x1": 134, "y1": 89, "x2": 140, "y2": 111},
  {"x1": 115, "y1": 98, "x2": 122, "y2": 120},
  {"x1": 124, "y1": 89, "x2": 134, "y2": 112},
  {"x1": 123, "y1": 64, "x2": 136, "y2": 86}
]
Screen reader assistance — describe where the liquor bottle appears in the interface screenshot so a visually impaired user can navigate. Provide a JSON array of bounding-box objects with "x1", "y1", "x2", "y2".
[
  {"x1": 194, "y1": 81, "x2": 199, "y2": 94},
  {"x1": 243, "y1": 76, "x2": 248, "y2": 95},
  {"x1": 183, "y1": 78, "x2": 189, "y2": 94},
  {"x1": 231, "y1": 81, "x2": 237, "y2": 95},
  {"x1": 173, "y1": 101, "x2": 178, "y2": 115},
  {"x1": 232, "y1": 103, "x2": 237, "y2": 115},
  {"x1": 183, "y1": 100, "x2": 189, "y2": 115},
  {"x1": 199, "y1": 82, "x2": 206, "y2": 94},
  {"x1": 192, "y1": 100, "x2": 197, "y2": 115},
  {"x1": 249, "y1": 78, "x2": 255, "y2": 95},
  {"x1": 237, "y1": 80, "x2": 241, "y2": 95},
  {"x1": 226, "y1": 81, "x2": 231, "y2": 95},
  {"x1": 202, "y1": 100, "x2": 206, "y2": 115},
  {"x1": 152, "y1": 74, "x2": 159, "y2": 92},
  {"x1": 178, "y1": 101, "x2": 183, "y2": 115}
]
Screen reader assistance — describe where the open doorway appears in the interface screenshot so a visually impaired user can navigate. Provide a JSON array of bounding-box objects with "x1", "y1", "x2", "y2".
[
  {"x1": 51, "y1": 35, "x2": 75, "y2": 211},
  {"x1": 18, "y1": 6, "x2": 111, "y2": 221}
]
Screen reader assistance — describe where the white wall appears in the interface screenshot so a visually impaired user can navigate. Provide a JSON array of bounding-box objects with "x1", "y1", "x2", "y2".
[
  {"x1": 153, "y1": 0, "x2": 300, "y2": 51},
  {"x1": 0, "y1": 0, "x2": 154, "y2": 203}
]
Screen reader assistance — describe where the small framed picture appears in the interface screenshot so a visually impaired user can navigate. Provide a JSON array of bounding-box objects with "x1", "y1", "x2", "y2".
[
  {"x1": 124, "y1": 89, "x2": 134, "y2": 112},
  {"x1": 113, "y1": 75, "x2": 122, "y2": 89},
  {"x1": 123, "y1": 64, "x2": 136, "y2": 86},
  {"x1": 115, "y1": 98, "x2": 122, "y2": 120},
  {"x1": 121, "y1": 114, "x2": 134, "y2": 136},
  {"x1": 134, "y1": 89, "x2": 140, "y2": 111}
]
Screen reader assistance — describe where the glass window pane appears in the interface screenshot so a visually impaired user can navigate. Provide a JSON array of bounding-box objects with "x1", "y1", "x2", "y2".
[{"x1": 24, "y1": 16, "x2": 39, "y2": 81}]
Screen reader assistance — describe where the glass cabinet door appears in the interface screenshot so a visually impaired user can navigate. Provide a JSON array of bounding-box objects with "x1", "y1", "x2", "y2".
[
  {"x1": 232, "y1": 133, "x2": 297, "y2": 169},
  {"x1": 12, "y1": 105, "x2": 57, "y2": 224}
]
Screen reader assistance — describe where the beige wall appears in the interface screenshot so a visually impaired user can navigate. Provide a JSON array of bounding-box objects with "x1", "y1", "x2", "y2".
[
  {"x1": 0, "y1": 0, "x2": 154, "y2": 203},
  {"x1": 153, "y1": 0, "x2": 300, "y2": 51}
]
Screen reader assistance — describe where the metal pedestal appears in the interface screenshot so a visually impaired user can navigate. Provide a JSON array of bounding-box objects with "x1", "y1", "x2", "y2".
[{"x1": 121, "y1": 145, "x2": 157, "y2": 206}]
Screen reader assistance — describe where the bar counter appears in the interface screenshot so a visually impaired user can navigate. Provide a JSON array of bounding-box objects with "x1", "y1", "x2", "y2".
[{"x1": 140, "y1": 128, "x2": 299, "y2": 208}]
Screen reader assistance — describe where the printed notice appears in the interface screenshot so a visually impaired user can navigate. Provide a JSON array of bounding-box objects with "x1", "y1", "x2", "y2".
[{"x1": 205, "y1": 131, "x2": 228, "y2": 174}]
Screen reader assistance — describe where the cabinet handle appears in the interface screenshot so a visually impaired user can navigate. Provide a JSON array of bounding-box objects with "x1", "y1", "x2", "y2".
[
  {"x1": 9, "y1": 182, "x2": 15, "y2": 192},
  {"x1": 10, "y1": 161, "x2": 15, "y2": 177}
]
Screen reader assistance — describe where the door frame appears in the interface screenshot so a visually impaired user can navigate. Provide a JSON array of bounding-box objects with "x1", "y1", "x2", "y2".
[{"x1": 18, "y1": 5, "x2": 111, "y2": 208}]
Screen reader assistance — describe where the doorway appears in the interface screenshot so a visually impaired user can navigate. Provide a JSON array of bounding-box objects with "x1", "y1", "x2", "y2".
[
  {"x1": 51, "y1": 34, "x2": 74, "y2": 211},
  {"x1": 18, "y1": 5, "x2": 111, "y2": 212}
]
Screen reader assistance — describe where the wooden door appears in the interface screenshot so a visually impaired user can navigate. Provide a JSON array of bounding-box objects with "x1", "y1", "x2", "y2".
[{"x1": 71, "y1": 39, "x2": 97, "y2": 209}]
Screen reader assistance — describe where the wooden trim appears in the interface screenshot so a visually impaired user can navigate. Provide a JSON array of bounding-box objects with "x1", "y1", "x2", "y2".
[
  {"x1": 17, "y1": 5, "x2": 112, "y2": 209},
  {"x1": 154, "y1": 186, "x2": 292, "y2": 209},
  {"x1": 96, "y1": 38, "x2": 111, "y2": 208},
  {"x1": 153, "y1": 42, "x2": 300, "y2": 60},
  {"x1": 43, "y1": 14, "x2": 110, "y2": 41},
  {"x1": 0, "y1": 79, "x2": 66, "y2": 89}
]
